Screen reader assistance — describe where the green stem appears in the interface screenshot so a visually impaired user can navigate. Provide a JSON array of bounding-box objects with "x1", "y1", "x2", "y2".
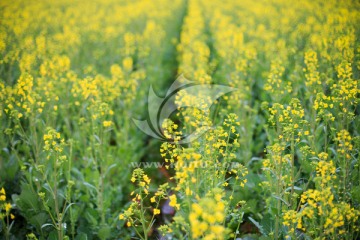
[
  {"x1": 68, "y1": 142, "x2": 75, "y2": 240},
  {"x1": 274, "y1": 154, "x2": 283, "y2": 240},
  {"x1": 290, "y1": 132, "x2": 295, "y2": 207},
  {"x1": 54, "y1": 153, "x2": 63, "y2": 240},
  {"x1": 140, "y1": 193, "x2": 148, "y2": 240}
]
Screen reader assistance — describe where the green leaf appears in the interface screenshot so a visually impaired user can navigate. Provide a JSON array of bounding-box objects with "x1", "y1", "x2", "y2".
[
  {"x1": 30, "y1": 213, "x2": 49, "y2": 232},
  {"x1": 14, "y1": 183, "x2": 41, "y2": 213},
  {"x1": 351, "y1": 186, "x2": 360, "y2": 202},
  {"x1": 98, "y1": 225, "x2": 111, "y2": 240},
  {"x1": 84, "y1": 208, "x2": 99, "y2": 227},
  {"x1": 48, "y1": 230, "x2": 58, "y2": 240},
  {"x1": 249, "y1": 216, "x2": 267, "y2": 236},
  {"x1": 75, "y1": 232, "x2": 88, "y2": 240}
]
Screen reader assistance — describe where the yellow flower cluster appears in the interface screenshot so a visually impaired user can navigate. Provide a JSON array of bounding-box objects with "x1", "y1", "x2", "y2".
[
  {"x1": 43, "y1": 128, "x2": 66, "y2": 154},
  {"x1": 160, "y1": 113, "x2": 246, "y2": 197},
  {"x1": 335, "y1": 130, "x2": 353, "y2": 158},
  {"x1": 3, "y1": 73, "x2": 42, "y2": 121},
  {"x1": 207, "y1": 6, "x2": 256, "y2": 104},
  {"x1": 120, "y1": 168, "x2": 151, "y2": 226},
  {"x1": 161, "y1": 119, "x2": 182, "y2": 142},
  {"x1": 119, "y1": 170, "x2": 170, "y2": 237},
  {"x1": 263, "y1": 143, "x2": 287, "y2": 169},
  {"x1": 177, "y1": 0, "x2": 210, "y2": 83},
  {"x1": 189, "y1": 189, "x2": 227, "y2": 239},
  {"x1": 315, "y1": 160, "x2": 336, "y2": 188},
  {"x1": 169, "y1": 194, "x2": 180, "y2": 210},
  {"x1": 304, "y1": 50, "x2": 322, "y2": 94},
  {"x1": 174, "y1": 88, "x2": 213, "y2": 130},
  {"x1": 267, "y1": 98, "x2": 308, "y2": 142},
  {"x1": 334, "y1": 130, "x2": 354, "y2": 200},
  {"x1": 313, "y1": 93, "x2": 336, "y2": 122},
  {"x1": 283, "y1": 210, "x2": 298, "y2": 232},
  {"x1": 264, "y1": 60, "x2": 292, "y2": 100},
  {"x1": 331, "y1": 62, "x2": 359, "y2": 120},
  {"x1": 130, "y1": 168, "x2": 151, "y2": 193},
  {"x1": 0, "y1": 187, "x2": 15, "y2": 221},
  {"x1": 283, "y1": 160, "x2": 359, "y2": 237}
]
